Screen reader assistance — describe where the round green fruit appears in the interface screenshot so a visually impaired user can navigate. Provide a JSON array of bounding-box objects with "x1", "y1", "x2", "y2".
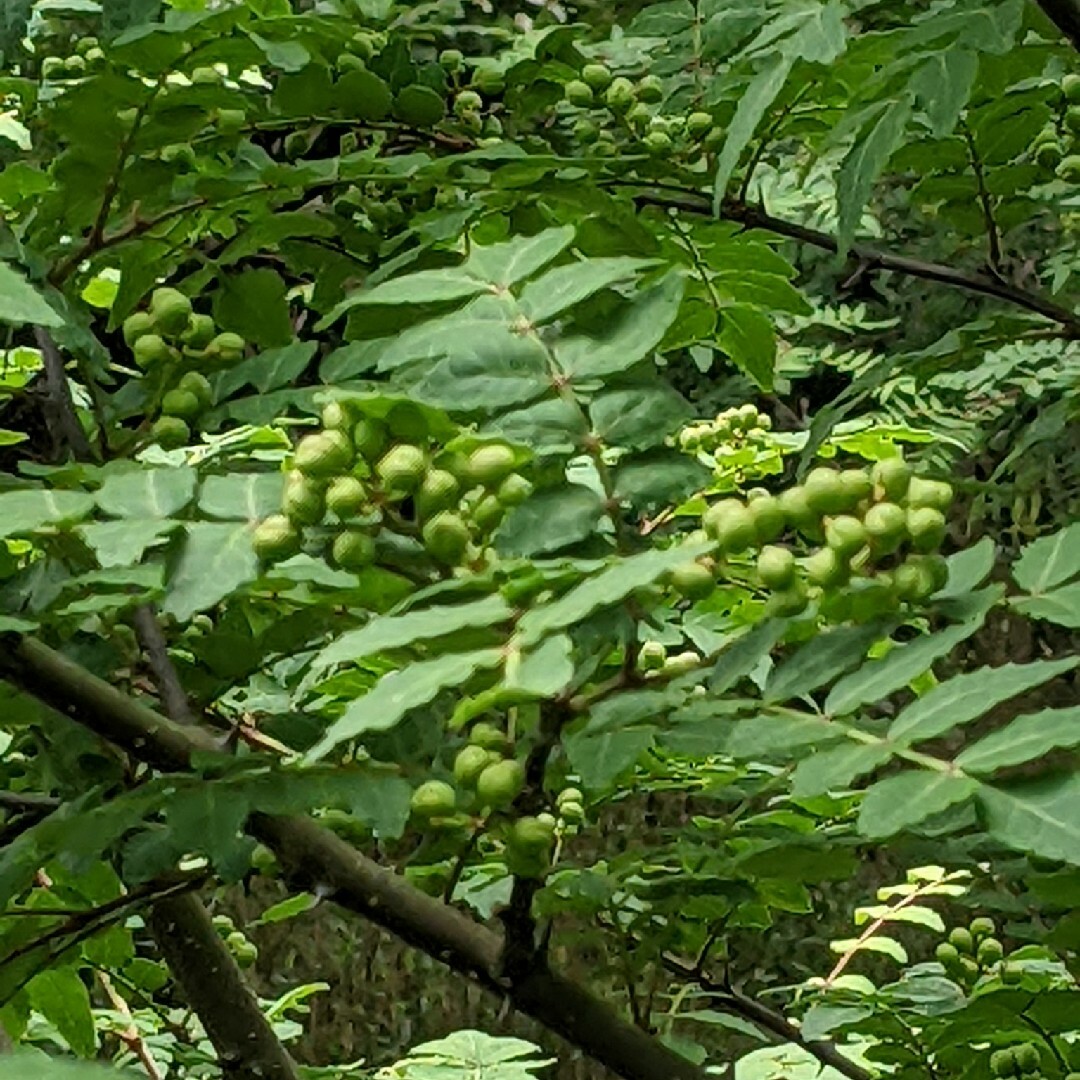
[
  {"x1": 161, "y1": 388, "x2": 202, "y2": 422},
  {"x1": 748, "y1": 494, "x2": 785, "y2": 542},
  {"x1": 978, "y1": 937, "x2": 1004, "y2": 965},
  {"x1": 670, "y1": 561, "x2": 715, "y2": 601},
  {"x1": 321, "y1": 401, "x2": 355, "y2": 432},
  {"x1": 411, "y1": 780, "x2": 456, "y2": 819},
  {"x1": 64, "y1": 55, "x2": 86, "y2": 76},
  {"x1": 439, "y1": 49, "x2": 464, "y2": 72},
  {"x1": 207, "y1": 332, "x2": 245, "y2": 363},
  {"x1": 476, "y1": 758, "x2": 525, "y2": 809},
  {"x1": 627, "y1": 101, "x2": 653, "y2": 129},
  {"x1": 949, "y1": 926, "x2": 974, "y2": 953},
  {"x1": 497, "y1": 473, "x2": 533, "y2": 507},
  {"x1": 295, "y1": 431, "x2": 354, "y2": 478},
  {"x1": 970, "y1": 916, "x2": 996, "y2": 939},
  {"x1": 189, "y1": 66, "x2": 219, "y2": 85},
  {"x1": 564, "y1": 79, "x2": 594, "y2": 107},
  {"x1": 991, "y1": 1050, "x2": 1017, "y2": 1079},
  {"x1": 703, "y1": 499, "x2": 756, "y2": 553},
  {"x1": 604, "y1": 76, "x2": 635, "y2": 113},
  {"x1": 805, "y1": 547, "x2": 847, "y2": 588},
  {"x1": 466, "y1": 444, "x2": 517, "y2": 487},
  {"x1": 559, "y1": 799, "x2": 584, "y2": 822},
  {"x1": 557, "y1": 786, "x2": 583, "y2": 807},
  {"x1": 252, "y1": 514, "x2": 300, "y2": 562},
  {"x1": 352, "y1": 417, "x2": 388, "y2": 461},
  {"x1": 122, "y1": 311, "x2": 155, "y2": 347},
  {"x1": 151, "y1": 416, "x2": 190, "y2": 448},
  {"x1": 472, "y1": 494, "x2": 505, "y2": 531},
  {"x1": 509, "y1": 815, "x2": 556, "y2": 854},
  {"x1": 643, "y1": 131, "x2": 672, "y2": 154},
  {"x1": 581, "y1": 63, "x2": 613, "y2": 91},
  {"x1": 863, "y1": 501, "x2": 907, "y2": 552},
  {"x1": 905, "y1": 477, "x2": 953, "y2": 511},
  {"x1": 282, "y1": 471, "x2": 325, "y2": 526},
  {"x1": 638, "y1": 640, "x2": 667, "y2": 671},
  {"x1": 331, "y1": 529, "x2": 376, "y2": 571},
  {"x1": 454, "y1": 89, "x2": 483, "y2": 116},
  {"x1": 1013, "y1": 1044, "x2": 1040, "y2": 1075},
  {"x1": 1064, "y1": 73, "x2": 1080, "y2": 103},
  {"x1": 935, "y1": 942, "x2": 960, "y2": 966},
  {"x1": 758, "y1": 545, "x2": 796, "y2": 589},
  {"x1": 394, "y1": 84, "x2": 446, "y2": 126},
  {"x1": 1035, "y1": 140, "x2": 1063, "y2": 169},
  {"x1": 894, "y1": 559, "x2": 937, "y2": 602},
  {"x1": 871, "y1": 457, "x2": 911, "y2": 501},
  {"x1": 804, "y1": 468, "x2": 850, "y2": 515},
  {"x1": 133, "y1": 333, "x2": 173, "y2": 368},
  {"x1": 1001, "y1": 961, "x2": 1023, "y2": 985},
  {"x1": 839, "y1": 468, "x2": 873, "y2": 503},
  {"x1": 825, "y1": 515, "x2": 866, "y2": 558},
  {"x1": 417, "y1": 468, "x2": 461, "y2": 518},
  {"x1": 686, "y1": 110, "x2": 713, "y2": 137},
  {"x1": 637, "y1": 75, "x2": 663, "y2": 103},
  {"x1": 423, "y1": 511, "x2": 471, "y2": 565},
  {"x1": 1058, "y1": 154, "x2": 1080, "y2": 181},
  {"x1": 42, "y1": 56, "x2": 66, "y2": 79},
  {"x1": 469, "y1": 722, "x2": 508, "y2": 751},
  {"x1": 149, "y1": 287, "x2": 193, "y2": 337},
  {"x1": 326, "y1": 476, "x2": 368, "y2": 519},
  {"x1": 768, "y1": 582, "x2": 809, "y2": 616},
  {"x1": 180, "y1": 313, "x2": 216, "y2": 349},
  {"x1": 177, "y1": 371, "x2": 212, "y2": 407},
  {"x1": 377, "y1": 444, "x2": 427, "y2": 495},
  {"x1": 216, "y1": 108, "x2": 246, "y2": 135},
  {"x1": 778, "y1": 486, "x2": 821, "y2": 536},
  {"x1": 907, "y1": 506, "x2": 947, "y2": 552},
  {"x1": 453, "y1": 745, "x2": 492, "y2": 787}
]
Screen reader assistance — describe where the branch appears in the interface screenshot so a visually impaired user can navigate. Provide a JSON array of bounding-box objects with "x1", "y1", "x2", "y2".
[
  {"x1": 960, "y1": 119, "x2": 1004, "y2": 275},
  {"x1": 0, "y1": 634, "x2": 711, "y2": 1080},
  {"x1": 98, "y1": 971, "x2": 166, "y2": 1080},
  {"x1": 1036, "y1": 0, "x2": 1080, "y2": 49},
  {"x1": 32, "y1": 329, "x2": 95, "y2": 461},
  {"x1": 619, "y1": 182, "x2": 1080, "y2": 337},
  {"x1": 132, "y1": 604, "x2": 195, "y2": 725}
]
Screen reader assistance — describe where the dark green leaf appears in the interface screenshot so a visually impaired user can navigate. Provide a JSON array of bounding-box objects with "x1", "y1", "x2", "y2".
[
  {"x1": 858, "y1": 772, "x2": 978, "y2": 839},
  {"x1": 589, "y1": 386, "x2": 691, "y2": 450},
  {"x1": 161, "y1": 522, "x2": 259, "y2": 622},
  {"x1": 213, "y1": 268, "x2": 293, "y2": 348},
  {"x1": 718, "y1": 303, "x2": 777, "y2": 390},
  {"x1": 957, "y1": 706, "x2": 1080, "y2": 775},
  {"x1": 0, "y1": 262, "x2": 62, "y2": 327},
  {"x1": 495, "y1": 485, "x2": 606, "y2": 557}
]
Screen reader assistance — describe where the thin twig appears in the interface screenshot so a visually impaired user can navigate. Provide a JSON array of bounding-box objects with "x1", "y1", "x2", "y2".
[
  {"x1": 959, "y1": 119, "x2": 1003, "y2": 275},
  {"x1": 33, "y1": 328, "x2": 94, "y2": 460},
  {"x1": 98, "y1": 970, "x2": 166, "y2": 1080}
]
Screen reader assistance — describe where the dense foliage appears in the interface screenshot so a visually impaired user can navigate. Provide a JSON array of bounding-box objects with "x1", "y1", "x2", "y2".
[{"x1": 0, "y1": 1, "x2": 1079, "y2": 1079}]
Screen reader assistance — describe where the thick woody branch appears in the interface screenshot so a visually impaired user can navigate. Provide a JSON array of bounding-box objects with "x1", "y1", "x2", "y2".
[
  {"x1": 1036, "y1": 0, "x2": 1080, "y2": 50},
  {"x1": 0, "y1": 635, "x2": 709, "y2": 1080}
]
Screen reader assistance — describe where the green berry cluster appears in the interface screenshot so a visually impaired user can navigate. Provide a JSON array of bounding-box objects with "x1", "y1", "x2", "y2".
[
  {"x1": 699, "y1": 457, "x2": 952, "y2": 618},
  {"x1": 636, "y1": 640, "x2": 704, "y2": 678},
  {"x1": 211, "y1": 914, "x2": 258, "y2": 969},
  {"x1": 989, "y1": 1044, "x2": 1043, "y2": 1080},
  {"x1": 1033, "y1": 74, "x2": 1080, "y2": 181},
  {"x1": 935, "y1": 917, "x2": 1018, "y2": 988},
  {"x1": 40, "y1": 36, "x2": 103, "y2": 80},
  {"x1": 122, "y1": 289, "x2": 245, "y2": 449},
  {"x1": 253, "y1": 403, "x2": 533, "y2": 573},
  {"x1": 555, "y1": 60, "x2": 721, "y2": 159},
  {"x1": 676, "y1": 404, "x2": 773, "y2": 453}
]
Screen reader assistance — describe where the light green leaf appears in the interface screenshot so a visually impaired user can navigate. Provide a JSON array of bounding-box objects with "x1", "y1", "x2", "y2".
[
  {"x1": 319, "y1": 269, "x2": 489, "y2": 326},
  {"x1": 198, "y1": 472, "x2": 283, "y2": 521},
  {"x1": 1010, "y1": 585, "x2": 1080, "y2": 628},
  {"x1": 95, "y1": 467, "x2": 197, "y2": 519},
  {"x1": 27, "y1": 968, "x2": 97, "y2": 1057},
  {"x1": 888, "y1": 657, "x2": 1079, "y2": 747},
  {"x1": 718, "y1": 303, "x2": 777, "y2": 390},
  {"x1": 310, "y1": 595, "x2": 514, "y2": 675},
  {"x1": 507, "y1": 633, "x2": 574, "y2": 697},
  {"x1": 791, "y1": 741, "x2": 894, "y2": 798},
  {"x1": 824, "y1": 587, "x2": 1000, "y2": 715},
  {"x1": 0, "y1": 262, "x2": 63, "y2": 327},
  {"x1": 518, "y1": 257, "x2": 655, "y2": 324},
  {"x1": 978, "y1": 775, "x2": 1080, "y2": 865},
  {"x1": 1013, "y1": 523, "x2": 1080, "y2": 593},
  {"x1": 78, "y1": 520, "x2": 178, "y2": 568},
  {"x1": 853, "y1": 904, "x2": 944, "y2": 931},
  {"x1": 956, "y1": 706, "x2": 1080, "y2": 775},
  {"x1": 588, "y1": 386, "x2": 691, "y2": 450},
  {"x1": 0, "y1": 489, "x2": 95, "y2": 538},
  {"x1": 909, "y1": 47, "x2": 977, "y2": 137},
  {"x1": 0, "y1": 112, "x2": 30, "y2": 151},
  {"x1": 305, "y1": 649, "x2": 503, "y2": 761},
  {"x1": 161, "y1": 522, "x2": 259, "y2": 622},
  {"x1": 858, "y1": 772, "x2": 978, "y2": 839},
  {"x1": 937, "y1": 537, "x2": 995, "y2": 598},
  {"x1": 765, "y1": 620, "x2": 893, "y2": 704},
  {"x1": 712, "y1": 54, "x2": 795, "y2": 208},
  {"x1": 830, "y1": 936, "x2": 908, "y2": 964},
  {"x1": 708, "y1": 620, "x2": 785, "y2": 693},
  {"x1": 495, "y1": 485, "x2": 606, "y2": 557},
  {"x1": 464, "y1": 225, "x2": 575, "y2": 287},
  {"x1": 564, "y1": 726, "x2": 656, "y2": 794},
  {"x1": 555, "y1": 273, "x2": 685, "y2": 379},
  {"x1": 836, "y1": 96, "x2": 913, "y2": 255},
  {"x1": 485, "y1": 396, "x2": 588, "y2": 453},
  {"x1": 254, "y1": 892, "x2": 320, "y2": 925},
  {"x1": 516, "y1": 541, "x2": 712, "y2": 646}
]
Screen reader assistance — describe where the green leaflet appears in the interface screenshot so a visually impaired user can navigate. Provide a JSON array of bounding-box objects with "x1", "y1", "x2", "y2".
[
  {"x1": 0, "y1": 488, "x2": 95, "y2": 538},
  {"x1": 718, "y1": 303, "x2": 777, "y2": 390},
  {"x1": 304, "y1": 648, "x2": 504, "y2": 761},
  {"x1": 1010, "y1": 585, "x2": 1080, "y2": 629},
  {"x1": 77, "y1": 520, "x2": 177, "y2": 568},
  {"x1": 1013, "y1": 523, "x2": 1080, "y2": 594},
  {"x1": 888, "y1": 657, "x2": 1080, "y2": 747},
  {"x1": 518, "y1": 257, "x2": 656, "y2": 325},
  {"x1": 956, "y1": 706, "x2": 1080, "y2": 775},
  {"x1": 198, "y1": 472, "x2": 284, "y2": 521},
  {"x1": 790, "y1": 741, "x2": 894, "y2": 799},
  {"x1": 161, "y1": 522, "x2": 259, "y2": 622},
  {"x1": 463, "y1": 225, "x2": 575, "y2": 287},
  {"x1": 515, "y1": 541, "x2": 713, "y2": 646},
  {"x1": 309, "y1": 595, "x2": 514, "y2": 676},
  {"x1": 494, "y1": 485, "x2": 606, "y2": 557},
  {"x1": 977, "y1": 775, "x2": 1080, "y2": 866},
  {"x1": 0, "y1": 260, "x2": 63, "y2": 327},
  {"x1": 824, "y1": 586, "x2": 1001, "y2": 715},
  {"x1": 857, "y1": 771, "x2": 978, "y2": 839},
  {"x1": 95, "y1": 466, "x2": 197, "y2": 519},
  {"x1": 26, "y1": 969, "x2": 97, "y2": 1058},
  {"x1": 318, "y1": 268, "x2": 489, "y2": 327}
]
